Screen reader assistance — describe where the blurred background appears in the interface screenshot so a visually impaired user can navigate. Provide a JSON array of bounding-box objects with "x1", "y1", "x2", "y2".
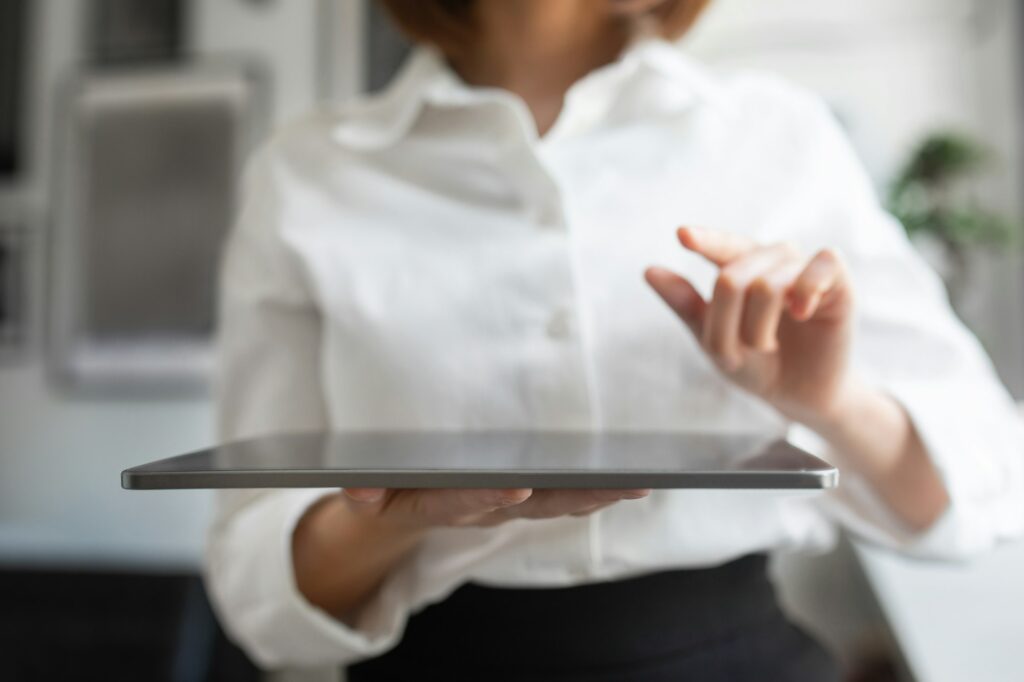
[{"x1": 1, "y1": 0, "x2": 1022, "y2": 680}]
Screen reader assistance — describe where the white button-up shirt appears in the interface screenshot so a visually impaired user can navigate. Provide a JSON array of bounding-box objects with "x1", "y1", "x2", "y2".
[{"x1": 205, "y1": 38, "x2": 1024, "y2": 668}]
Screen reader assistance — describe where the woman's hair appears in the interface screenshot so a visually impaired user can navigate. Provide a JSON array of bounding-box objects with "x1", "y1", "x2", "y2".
[{"x1": 376, "y1": 0, "x2": 711, "y2": 56}]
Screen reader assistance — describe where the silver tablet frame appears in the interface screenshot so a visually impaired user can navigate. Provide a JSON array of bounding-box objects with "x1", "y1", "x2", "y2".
[{"x1": 122, "y1": 431, "x2": 839, "y2": 491}]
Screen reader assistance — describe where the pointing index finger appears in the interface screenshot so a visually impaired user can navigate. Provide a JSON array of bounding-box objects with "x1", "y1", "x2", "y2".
[{"x1": 677, "y1": 226, "x2": 757, "y2": 267}]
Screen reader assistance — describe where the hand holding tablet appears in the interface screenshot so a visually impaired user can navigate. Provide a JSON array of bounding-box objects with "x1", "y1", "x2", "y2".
[{"x1": 338, "y1": 486, "x2": 652, "y2": 530}]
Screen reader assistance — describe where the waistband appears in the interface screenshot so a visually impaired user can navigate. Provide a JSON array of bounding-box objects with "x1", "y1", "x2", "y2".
[{"x1": 349, "y1": 553, "x2": 780, "y2": 676}]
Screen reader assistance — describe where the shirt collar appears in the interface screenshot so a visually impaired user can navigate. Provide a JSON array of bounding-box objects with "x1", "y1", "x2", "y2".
[{"x1": 331, "y1": 36, "x2": 721, "y2": 151}]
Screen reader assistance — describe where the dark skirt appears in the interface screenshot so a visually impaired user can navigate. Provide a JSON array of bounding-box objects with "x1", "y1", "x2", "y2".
[{"x1": 347, "y1": 554, "x2": 840, "y2": 682}]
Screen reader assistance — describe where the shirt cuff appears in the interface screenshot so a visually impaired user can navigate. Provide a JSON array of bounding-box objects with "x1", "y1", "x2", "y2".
[
  {"x1": 805, "y1": 377, "x2": 1024, "y2": 560},
  {"x1": 205, "y1": 489, "x2": 414, "y2": 668},
  {"x1": 881, "y1": 379, "x2": 1024, "y2": 558}
]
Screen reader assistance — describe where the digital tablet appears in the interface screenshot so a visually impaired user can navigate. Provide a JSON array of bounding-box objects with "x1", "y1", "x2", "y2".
[{"x1": 121, "y1": 431, "x2": 838, "y2": 491}]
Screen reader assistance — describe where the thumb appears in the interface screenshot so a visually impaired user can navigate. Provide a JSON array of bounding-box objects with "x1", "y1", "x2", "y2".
[{"x1": 644, "y1": 266, "x2": 706, "y2": 338}]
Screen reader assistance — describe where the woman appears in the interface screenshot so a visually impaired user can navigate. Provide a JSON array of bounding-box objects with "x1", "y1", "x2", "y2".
[{"x1": 205, "y1": 0, "x2": 1024, "y2": 679}]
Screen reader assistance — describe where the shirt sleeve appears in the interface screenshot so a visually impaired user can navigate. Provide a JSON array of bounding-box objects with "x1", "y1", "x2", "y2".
[
  {"x1": 769, "y1": 81, "x2": 1024, "y2": 559},
  {"x1": 202, "y1": 145, "x2": 413, "y2": 668}
]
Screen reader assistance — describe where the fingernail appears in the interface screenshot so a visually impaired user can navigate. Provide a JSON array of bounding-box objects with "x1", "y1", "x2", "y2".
[
  {"x1": 786, "y1": 297, "x2": 806, "y2": 319},
  {"x1": 678, "y1": 226, "x2": 695, "y2": 242},
  {"x1": 623, "y1": 489, "x2": 652, "y2": 499},
  {"x1": 792, "y1": 295, "x2": 816, "y2": 320},
  {"x1": 644, "y1": 266, "x2": 664, "y2": 280},
  {"x1": 344, "y1": 488, "x2": 385, "y2": 503},
  {"x1": 494, "y1": 489, "x2": 532, "y2": 506}
]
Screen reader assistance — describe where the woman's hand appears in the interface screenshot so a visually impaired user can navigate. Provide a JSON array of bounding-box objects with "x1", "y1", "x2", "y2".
[
  {"x1": 341, "y1": 486, "x2": 650, "y2": 530},
  {"x1": 645, "y1": 226, "x2": 855, "y2": 429},
  {"x1": 645, "y1": 226, "x2": 950, "y2": 530},
  {"x1": 293, "y1": 487, "x2": 649, "y2": 622}
]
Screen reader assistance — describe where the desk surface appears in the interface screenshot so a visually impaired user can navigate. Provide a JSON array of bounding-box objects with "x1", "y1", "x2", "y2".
[{"x1": 855, "y1": 540, "x2": 1024, "y2": 682}]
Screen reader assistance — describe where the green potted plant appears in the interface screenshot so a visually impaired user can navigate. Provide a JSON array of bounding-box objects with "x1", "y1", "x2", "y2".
[{"x1": 887, "y1": 131, "x2": 1016, "y2": 306}]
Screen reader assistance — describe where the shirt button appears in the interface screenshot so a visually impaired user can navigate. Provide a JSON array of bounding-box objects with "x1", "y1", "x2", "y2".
[
  {"x1": 546, "y1": 308, "x2": 573, "y2": 340},
  {"x1": 537, "y1": 205, "x2": 563, "y2": 229},
  {"x1": 567, "y1": 564, "x2": 590, "y2": 580}
]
